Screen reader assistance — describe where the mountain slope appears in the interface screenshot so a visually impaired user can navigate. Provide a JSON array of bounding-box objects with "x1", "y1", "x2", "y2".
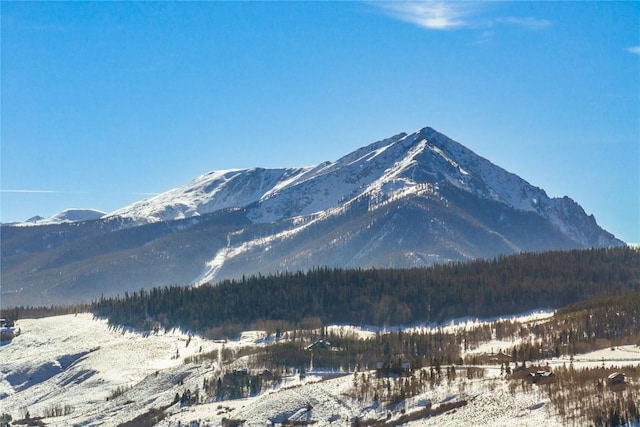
[
  {"x1": 9, "y1": 209, "x2": 106, "y2": 226},
  {"x1": 106, "y1": 127, "x2": 618, "y2": 248},
  {"x1": 0, "y1": 126, "x2": 623, "y2": 306},
  {"x1": 104, "y1": 167, "x2": 315, "y2": 225}
]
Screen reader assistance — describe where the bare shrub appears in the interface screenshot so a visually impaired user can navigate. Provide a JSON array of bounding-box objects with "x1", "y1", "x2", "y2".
[
  {"x1": 43, "y1": 404, "x2": 73, "y2": 417},
  {"x1": 108, "y1": 384, "x2": 132, "y2": 400}
]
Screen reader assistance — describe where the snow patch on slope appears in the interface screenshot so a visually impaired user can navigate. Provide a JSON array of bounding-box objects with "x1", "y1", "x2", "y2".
[{"x1": 105, "y1": 167, "x2": 314, "y2": 225}]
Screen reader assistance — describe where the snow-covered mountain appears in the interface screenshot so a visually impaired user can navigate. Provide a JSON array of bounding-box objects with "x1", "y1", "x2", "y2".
[
  {"x1": 107, "y1": 127, "x2": 616, "y2": 247},
  {"x1": 104, "y1": 167, "x2": 315, "y2": 225},
  {"x1": 0, "y1": 126, "x2": 623, "y2": 306},
  {"x1": 10, "y1": 208, "x2": 106, "y2": 226}
]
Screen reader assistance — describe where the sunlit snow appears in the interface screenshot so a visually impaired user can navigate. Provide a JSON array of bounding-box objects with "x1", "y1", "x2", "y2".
[{"x1": 2, "y1": 311, "x2": 637, "y2": 426}]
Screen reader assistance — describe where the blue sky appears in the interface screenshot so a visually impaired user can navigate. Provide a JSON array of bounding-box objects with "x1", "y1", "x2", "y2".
[{"x1": 1, "y1": 1, "x2": 639, "y2": 243}]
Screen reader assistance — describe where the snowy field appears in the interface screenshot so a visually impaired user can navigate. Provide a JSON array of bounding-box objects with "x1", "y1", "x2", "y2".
[
  {"x1": 0, "y1": 314, "x2": 229, "y2": 425},
  {"x1": 0, "y1": 313, "x2": 638, "y2": 426}
]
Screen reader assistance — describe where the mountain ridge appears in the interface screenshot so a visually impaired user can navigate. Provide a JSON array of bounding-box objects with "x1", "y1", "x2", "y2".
[
  {"x1": 7, "y1": 208, "x2": 106, "y2": 226},
  {"x1": 0, "y1": 126, "x2": 623, "y2": 306},
  {"x1": 100, "y1": 126, "x2": 615, "y2": 246}
]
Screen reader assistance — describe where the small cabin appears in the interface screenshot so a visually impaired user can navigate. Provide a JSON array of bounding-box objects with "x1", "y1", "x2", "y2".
[
  {"x1": 607, "y1": 372, "x2": 626, "y2": 385},
  {"x1": 375, "y1": 360, "x2": 412, "y2": 378},
  {"x1": 529, "y1": 370, "x2": 554, "y2": 384},
  {"x1": 0, "y1": 319, "x2": 17, "y2": 341},
  {"x1": 476, "y1": 351, "x2": 512, "y2": 365},
  {"x1": 306, "y1": 340, "x2": 332, "y2": 351}
]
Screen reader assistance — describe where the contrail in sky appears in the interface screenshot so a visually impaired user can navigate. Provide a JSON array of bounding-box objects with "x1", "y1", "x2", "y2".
[
  {"x1": 1, "y1": 190, "x2": 159, "y2": 195},
  {"x1": 1, "y1": 189, "x2": 66, "y2": 193}
]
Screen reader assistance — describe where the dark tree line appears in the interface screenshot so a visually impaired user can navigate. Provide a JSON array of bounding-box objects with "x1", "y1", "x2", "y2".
[
  {"x1": 88, "y1": 247, "x2": 639, "y2": 335},
  {"x1": 1, "y1": 304, "x2": 89, "y2": 324}
]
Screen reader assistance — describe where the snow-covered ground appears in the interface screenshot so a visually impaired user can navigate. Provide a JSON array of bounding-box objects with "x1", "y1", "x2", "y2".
[
  {"x1": 0, "y1": 314, "x2": 234, "y2": 425},
  {"x1": 325, "y1": 309, "x2": 554, "y2": 338},
  {"x1": 153, "y1": 374, "x2": 560, "y2": 427},
  {"x1": 549, "y1": 345, "x2": 640, "y2": 371},
  {"x1": 0, "y1": 313, "x2": 637, "y2": 426}
]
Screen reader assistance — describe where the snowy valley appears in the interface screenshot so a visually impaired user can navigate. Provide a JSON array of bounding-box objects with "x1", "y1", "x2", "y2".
[
  {"x1": 1, "y1": 311, "x2": 639, "y2": 427},
  {"x1": 2, "y1": 247, "x2": 639, "y2": 426}
]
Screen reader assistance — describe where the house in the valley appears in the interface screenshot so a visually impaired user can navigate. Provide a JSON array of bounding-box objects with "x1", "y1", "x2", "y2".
[
  {"x1": 0, "y1": 319, "x2": 18, "y2": 342},
  {"x1": 529, "y1": 370, "x2": 554, "y2": 384},
  {"x1": 375, "y1": 360, "x2": 413, "y2": 378},
  {"x1": 607, "y1": 372, "x2": 626, "y2": 386}
]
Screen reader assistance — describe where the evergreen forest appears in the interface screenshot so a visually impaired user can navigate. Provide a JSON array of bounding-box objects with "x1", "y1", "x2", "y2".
[{"x1": 89, "y1": 247, "x2": 640, "y2": 336}]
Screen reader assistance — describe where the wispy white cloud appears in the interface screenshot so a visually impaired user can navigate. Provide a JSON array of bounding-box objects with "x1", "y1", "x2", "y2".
[
  {"x1": 374, "y1": 1, "x2": 551, "y2": 33},
  {"x1": 376, "y1": 1, "x2": 473, "y2": 30},
  {"x1": 472, "y1": 29, "x2": 495, "y2": 46},
  {"x1": 496, "y1": 17, "x2": 552, "y2": 30},
  {"x1": 627, "y1": 46, "x2": 640, "y2": 55}
]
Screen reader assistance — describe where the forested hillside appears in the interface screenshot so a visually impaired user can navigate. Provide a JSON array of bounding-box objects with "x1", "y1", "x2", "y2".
[{"x1": 90, "y1": 247, "x2": 640, "y2": 336}]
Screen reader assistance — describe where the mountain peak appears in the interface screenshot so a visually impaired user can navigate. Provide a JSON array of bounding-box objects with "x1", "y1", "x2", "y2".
[
  {"x1": 101, "y1": 126, "x2": 621, "y2": 249},
  {"x1": 1, "y1": 125, "x2": 623, "y2": 306}
]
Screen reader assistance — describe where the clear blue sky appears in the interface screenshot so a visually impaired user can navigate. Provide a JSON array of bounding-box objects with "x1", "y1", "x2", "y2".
[{"x1": 1, "y1": 1, "x2": 639, "y2": 243}]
